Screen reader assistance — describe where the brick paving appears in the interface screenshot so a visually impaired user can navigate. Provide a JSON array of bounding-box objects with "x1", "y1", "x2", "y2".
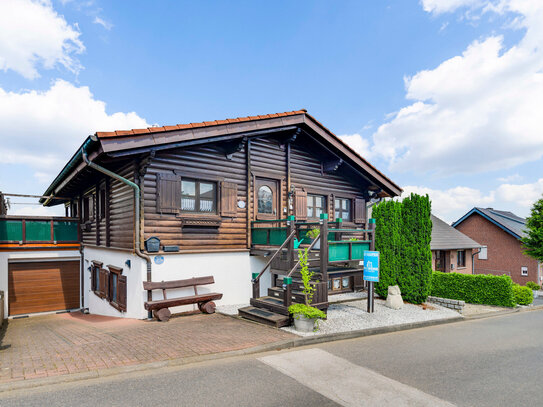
[{"x1": 0, "y1": 312, "x2": 294, "y2": 383}]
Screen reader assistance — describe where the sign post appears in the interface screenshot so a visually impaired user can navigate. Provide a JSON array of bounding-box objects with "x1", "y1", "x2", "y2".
[{"x1": 363, "y1": 250, "x2": 379, "y2": 313}]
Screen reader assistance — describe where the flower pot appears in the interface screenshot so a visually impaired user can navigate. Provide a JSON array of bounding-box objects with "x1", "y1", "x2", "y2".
[{"x1": 293, "y1": 314, "x2": 317, "y2": 332}]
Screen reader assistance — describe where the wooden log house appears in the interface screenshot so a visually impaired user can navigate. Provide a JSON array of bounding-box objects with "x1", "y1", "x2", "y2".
[{"x1": 40, "y1": 110, "x2": 401, "y2": 321}]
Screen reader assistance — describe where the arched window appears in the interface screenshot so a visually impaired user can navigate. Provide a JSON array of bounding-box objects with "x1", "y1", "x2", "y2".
[{"x1": 257, "y1": 186, "x2": 273, "y2": 214}]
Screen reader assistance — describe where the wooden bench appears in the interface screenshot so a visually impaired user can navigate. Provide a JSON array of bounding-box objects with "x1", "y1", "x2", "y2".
[{"x1": 143, "y1": 276, "x2": 223, "y2": 321}]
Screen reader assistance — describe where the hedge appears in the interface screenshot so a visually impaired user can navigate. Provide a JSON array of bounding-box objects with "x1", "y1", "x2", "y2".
[
  {"x1": 430, "y1": 271, "x2": 516, "y2": 307},
  {"x1": 513, "y1": 284, "x2": 533, "y2": 305},
  {"x1": 374, "y1": 194, "x2": 432, "y2": 304},
  {"x1": 526, "y1": 281, "x2": 541, "y2": 291}
]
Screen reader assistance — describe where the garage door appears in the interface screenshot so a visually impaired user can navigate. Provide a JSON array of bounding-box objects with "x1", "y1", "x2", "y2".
[{"x1": 8, "y1": 261, "x2": 80, "y2": 316}]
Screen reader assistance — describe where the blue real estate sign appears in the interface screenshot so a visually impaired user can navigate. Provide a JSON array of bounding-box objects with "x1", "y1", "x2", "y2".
[{"x1": 363, "y1": 251, "x2": 379, "y2": 282}]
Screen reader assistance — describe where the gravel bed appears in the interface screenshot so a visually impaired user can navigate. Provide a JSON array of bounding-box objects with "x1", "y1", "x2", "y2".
[{"x1": 281, "y1": 299, "x2": 460, "y2": 337}]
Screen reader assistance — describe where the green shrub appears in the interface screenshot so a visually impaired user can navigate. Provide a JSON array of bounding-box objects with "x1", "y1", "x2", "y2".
[
  {"x1": 288, "y1": 303, "x2": 326, "y2": 319},
  {"x1": 513, "y1": 284, "x2": 533, "y2": 305},
  {"x1": 374, "y1": 194, "x2": 432, "y2": 304},
  {"x1": 430, "y1": 271, "x2": 516, "y2": 307},
  {"x1": 526, "y1": 281, "x2": 540, "y2": 291}
]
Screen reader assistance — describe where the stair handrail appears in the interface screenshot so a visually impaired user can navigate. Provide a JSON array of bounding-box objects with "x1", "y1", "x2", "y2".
[
  {"x1": 286, "y1": 235, "x2": 320, "y2": 277},
  {"x1": 252, "y1": 229, "x2": 297, "y2": 283}
]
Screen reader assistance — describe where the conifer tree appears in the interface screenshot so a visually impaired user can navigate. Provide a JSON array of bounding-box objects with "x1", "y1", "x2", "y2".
[{"x1": 522, "y1": 197, "x2": 543, "y2": 262}]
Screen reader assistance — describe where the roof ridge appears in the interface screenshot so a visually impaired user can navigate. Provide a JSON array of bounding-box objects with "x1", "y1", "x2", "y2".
[{"x1": 96, "y1": 109, "x2": 308, "y2": 138}]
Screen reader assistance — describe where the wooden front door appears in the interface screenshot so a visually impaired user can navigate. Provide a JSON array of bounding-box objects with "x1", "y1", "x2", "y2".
[
  {"x1": 255, "y1": 178, "x2": 279, "y2": 220},
  {"x1": 8, "y1": 260, "x2": 80, "y2": 316},
  {"x1": 435, "y1": 250, "x2": 446, "y2": 272}
]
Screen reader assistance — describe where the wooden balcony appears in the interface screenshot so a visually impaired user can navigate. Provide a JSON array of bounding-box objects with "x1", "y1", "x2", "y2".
[{"x1": 0, "y1": 216, "x2": 80, "y2": 250}]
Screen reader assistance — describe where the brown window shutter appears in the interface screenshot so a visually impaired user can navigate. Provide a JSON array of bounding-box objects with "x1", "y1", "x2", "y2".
[
  {"x1": 295, "y1": 188, "x2": 307, "y2": 221},
  {"x1": 118, "y1": 275, "x2": 127, "y2": 312},
  {"x1": 98, "y1": 268, "x2": 108, "y2": 298},
  {"x1": 220, "y1": 181, "x2": 238, "y2": 217},
  {"x1": 91, "y1": 266, "x2": 97, "y2": 292},
  {"x1": 156, "y1": 173, "x2": 181, "y2": 214},
  {"x1": 354, "y1": 197, "x2": 366, "y2": 224}
]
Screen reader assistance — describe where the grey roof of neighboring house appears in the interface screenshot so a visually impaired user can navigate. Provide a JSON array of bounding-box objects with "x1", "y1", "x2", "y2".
[
  {"x1": 431, "y1": 214, "x2": 482, "y2": 250},
  {"x1": 452, "y1": 207, "x2": 527, "y2": 240}
]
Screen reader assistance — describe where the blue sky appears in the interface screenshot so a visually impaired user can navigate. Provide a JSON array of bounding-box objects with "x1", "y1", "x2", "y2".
[{"x1": 1, "y1": 0, "x2": 542, "y2": 222}]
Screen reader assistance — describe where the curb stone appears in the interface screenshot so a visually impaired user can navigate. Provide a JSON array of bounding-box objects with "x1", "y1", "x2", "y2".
[{"x1": 5, "y1": 307, "x2": 543, "y2": 394}]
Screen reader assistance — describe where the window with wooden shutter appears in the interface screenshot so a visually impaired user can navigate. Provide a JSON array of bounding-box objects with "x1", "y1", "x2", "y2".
[
  {"x1": 156, "y1": 173, "x2": 181, "y2": 214},
  {"x1": 117, "y1": 275, "x2": 127, "y2": 311},
  {"x1": 295, "y1": 188, "x2": 307, "y2": 221},
  {"x1": 220, "y1": 181, "x2": 238, "y2": 217},
  {"x1": 97, "y1": 268, "x2": 109, "y2": 299},
  {"x1": 354, "y1": 197, "x2": 366, "y2": 224}
]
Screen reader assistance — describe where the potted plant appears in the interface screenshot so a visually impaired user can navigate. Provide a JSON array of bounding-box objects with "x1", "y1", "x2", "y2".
[
  {"x1": 288, "y1": 248, "x2": 326, "y2": 332},
  {"x1": 306, "y1": 227, "x2": 321, "y2": 250}
]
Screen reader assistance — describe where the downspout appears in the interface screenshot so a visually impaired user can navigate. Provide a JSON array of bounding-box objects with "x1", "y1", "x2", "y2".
[
  {"x1": 471, "y1": 248, "x2": 481, "y2": 275},
  {"x1": 81, "y1": 142, "x2": 153, "y2": 319}
]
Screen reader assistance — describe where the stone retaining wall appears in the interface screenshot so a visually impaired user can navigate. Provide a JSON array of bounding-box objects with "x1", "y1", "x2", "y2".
[{"x1": 427, "y1": 296, "x2": 465, "y2": 314}]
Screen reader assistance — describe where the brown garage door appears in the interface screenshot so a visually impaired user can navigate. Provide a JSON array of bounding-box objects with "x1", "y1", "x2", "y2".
[{"x1": 8, "y1": 261, "x2": 80, "y2": 316}]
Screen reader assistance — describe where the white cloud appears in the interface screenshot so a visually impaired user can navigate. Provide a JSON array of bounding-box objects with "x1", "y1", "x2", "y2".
[
  {"x1": 0, "y1": 0, "x2": 84, "y2": 79},
  {"x1": 497, "y1": 173, "x2": 523, "y2": 183},
  {"x1": 338, "y1": 134, "x2": 373, "y2": 160},
  {"x1": 0, "y1": 79, "x2": 148, "y2": 180},
  {"x1": 372, "y1": 1, "x2": 543, "y2": 175},
  {"x1": 402, "y1": 185, "x2": 495, "y2": 223},
  {"x1": 496, "y1": 178, "x2": 543, "y2": 207},
  {"x1": 93, "y1": 16, "x2": 113, "y2": 30}
]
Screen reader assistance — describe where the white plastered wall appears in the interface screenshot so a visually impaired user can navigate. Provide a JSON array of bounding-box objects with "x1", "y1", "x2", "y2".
[
  {"x1": 0, "y1": 250, "x2": 81, "y2": 319},
  {"x1": 82, "y1": 246, "x2": 147, "y2": 319},
  {"x1": 82, "y1": 248, "x2": 273, "y2": 319}
]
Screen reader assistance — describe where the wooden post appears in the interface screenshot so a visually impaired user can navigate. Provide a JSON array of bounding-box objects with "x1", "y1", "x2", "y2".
[
  {"x1": 287, "y1": 215, "x2": 295, "y2": 268},
  {"x1": 320, "y1": 213, "x2": 329, "y2": 299},
  {"x1": 252, "y1": 272, "x2": 260, "y2": 299},
  {"x1": 283, "y1": 276, "x2": 292, "y2": 308},
  {"x1": 367, "y1": 218, "x2": 376, "y2": 313}
]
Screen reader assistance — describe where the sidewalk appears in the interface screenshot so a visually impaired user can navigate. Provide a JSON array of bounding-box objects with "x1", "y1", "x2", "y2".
[{"x1": 0, "y1": 312, "x2": 293, "y2": 384}]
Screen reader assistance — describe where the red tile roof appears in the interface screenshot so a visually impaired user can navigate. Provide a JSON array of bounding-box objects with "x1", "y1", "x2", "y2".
[{"x1": 95, "y1": 109, "x2": 307, "y2": 139}]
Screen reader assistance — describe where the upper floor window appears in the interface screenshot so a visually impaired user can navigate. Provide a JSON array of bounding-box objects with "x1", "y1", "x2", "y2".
[
  {"x1": 181, "y1": 179, "x2": 217, "y2": 214},
  {"x1": 457, "y1": 250, "x2": 466, "y2": 268},
  {"x1": 521, "y1": 266, "x2": 528, "y2": 276},
  {"x1": 307, "y1": 194, "x2": 326, "y2": 219},
  {"x1": 334, "y1": 198, "x2": 351, "y2": 221}
]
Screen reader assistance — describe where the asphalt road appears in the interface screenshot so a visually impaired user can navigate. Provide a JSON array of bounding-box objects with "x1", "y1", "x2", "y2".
[{"x1": 1, "y1": 309, "x2": 542, "y2": 407}]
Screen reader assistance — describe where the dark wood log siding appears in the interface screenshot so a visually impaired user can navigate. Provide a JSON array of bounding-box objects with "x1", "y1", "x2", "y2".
[
  {"x1": 143, "y1": 145, "x2": 248, "y2": 250},
  {"x1": 289, "y1": 140, "x2": 364, "y2": 222},
  {"x1": 250, "y1": 138, "x2": 287, "y2": 217},
  {"x1": 109, "y1": 163, "x2": 136, "y2": 249}
]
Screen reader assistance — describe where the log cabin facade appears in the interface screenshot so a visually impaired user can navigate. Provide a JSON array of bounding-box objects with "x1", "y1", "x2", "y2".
[{"x1": 41, "y1": 110, "x2": 401, "y2": 320}]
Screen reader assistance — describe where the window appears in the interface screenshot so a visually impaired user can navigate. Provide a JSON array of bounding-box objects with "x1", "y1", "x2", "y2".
[
  {"x1": 521, "y1": 266, "x2": 528, "y2": 276},
  {"x1": 457, "y1": 250, "x2": 466, "y2": 268},
  {"x1": 257, "y1": 186, "x2": 273, "y2": 214},
  {"x1": 82, "y1": 194, "x2": 94, "y2": 223},
  {"x1": 307, "y1": 195, "x2": 326, "y2": 219},
  {"x1": 334, "y1": 198, "x2": 351, "y2": 221},
  {"x1": 98, "y1": 187, "x2": 106, "y2": 220},
  {"x1": 479, "y1": 246, "x2": 487, "y2": 260},
  {"x1": 91, "y1": 262, "x2": 127, "y2": 311},
  {"x1": 181, "y1": 179, "x2": 217, "y2": 214}
]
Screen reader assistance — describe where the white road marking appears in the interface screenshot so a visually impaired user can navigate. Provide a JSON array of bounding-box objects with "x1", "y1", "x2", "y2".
[{"x1": 259, "y1": 348, "x2": 455, "y2": 407}]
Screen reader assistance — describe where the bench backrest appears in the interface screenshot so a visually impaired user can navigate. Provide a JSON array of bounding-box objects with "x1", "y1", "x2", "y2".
[{"x1": 143, "y1": 276, "x2": 215, "y2": 291}]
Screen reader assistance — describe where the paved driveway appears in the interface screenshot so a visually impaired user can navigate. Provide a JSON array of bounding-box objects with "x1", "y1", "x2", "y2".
[{"x1": 0, "y1": 312, "x2": 293, "y2": 383}]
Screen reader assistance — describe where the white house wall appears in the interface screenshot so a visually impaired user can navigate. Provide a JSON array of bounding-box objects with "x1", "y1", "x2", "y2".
[
  {"x1": 0, "y1": 249, "x2": 81, "y2": 319},
  {"x1": 82, "y1": 248, "x2": 271, "y2": 319}
]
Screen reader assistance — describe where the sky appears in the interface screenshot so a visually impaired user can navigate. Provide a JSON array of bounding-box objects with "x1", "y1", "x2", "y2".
[{"x1": 0, "y1": 0, "x2": 542, "y2": 223}]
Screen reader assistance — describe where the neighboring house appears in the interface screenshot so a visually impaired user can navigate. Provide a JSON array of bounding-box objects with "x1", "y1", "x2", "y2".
[
  {"x1": 33, "y1": 109, "x2": 401, "y2": 321},
  {"x1": 452, "y1": 207, "x2": 541, "y2": 285},
  {"x1": 431, "y1": 214, "x2": 482, "y2": 274}
]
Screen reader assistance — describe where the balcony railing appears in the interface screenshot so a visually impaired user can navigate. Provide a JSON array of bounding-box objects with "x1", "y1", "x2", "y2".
[{"x1": 0, "y1": 216, "x2": 79, "y2": 245}]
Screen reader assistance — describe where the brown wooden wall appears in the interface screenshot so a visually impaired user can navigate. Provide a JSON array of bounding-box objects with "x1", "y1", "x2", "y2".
[
  {"x1": 80, "y1": 162, "x2": 135, "y2": 250},
  {"x1": 142, "y1": 145, "x2": 248, "y2": 250}
]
